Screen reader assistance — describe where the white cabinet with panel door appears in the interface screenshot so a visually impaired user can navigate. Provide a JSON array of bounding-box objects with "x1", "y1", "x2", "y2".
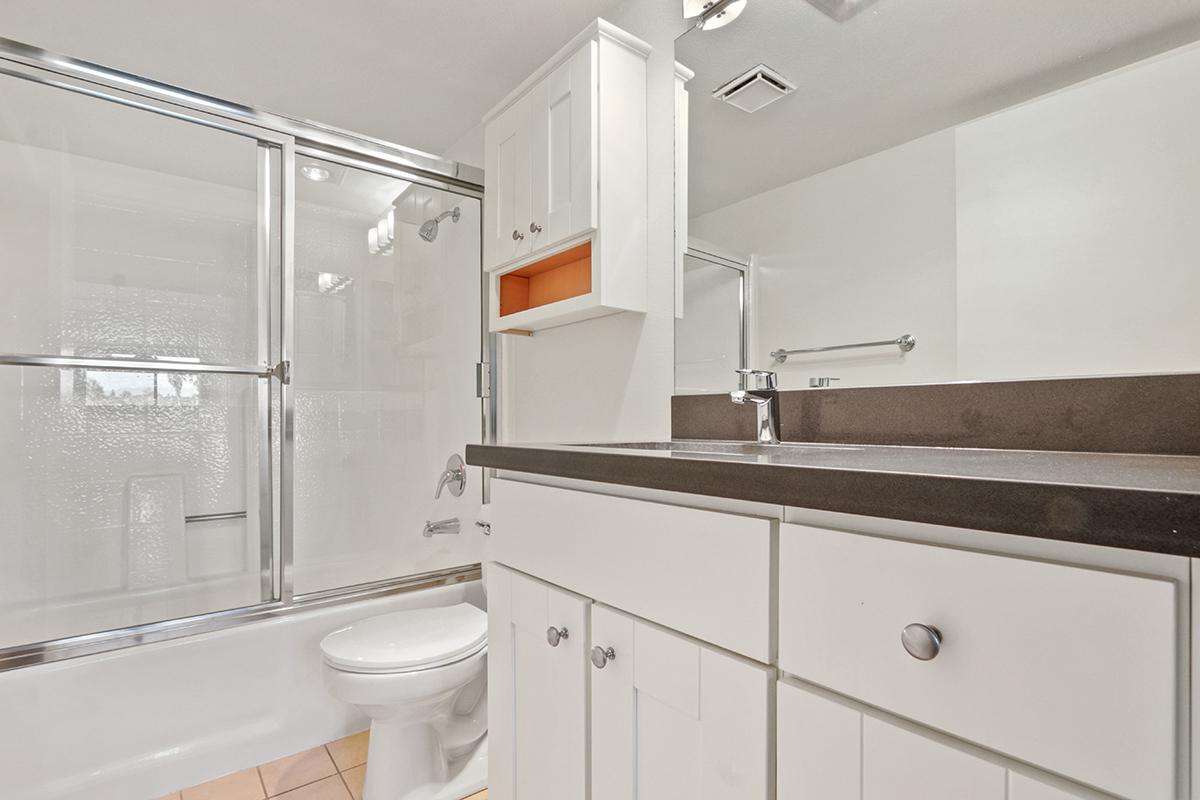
[
  {"x1": 481, "y1": 18, "x2": 648, "y2": 332},
  {"x1": 590, "y1": 604, "x2": 772, "y2": 800},
  {"x1": 486, "y1": 563, "x2": 589, "y2": 800},
  {"x1": 778, "y1": 679, "x2": 1110, "y2": 800}
]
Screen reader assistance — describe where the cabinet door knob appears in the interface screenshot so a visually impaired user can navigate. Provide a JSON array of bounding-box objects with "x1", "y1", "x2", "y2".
[
  {"x1": 546, "y1": 626, "x2": 569, "y2": 647},
  {"x1": 512, "y1": 229, "x2": 525, "y2": 241},
  {"x1": 529, "y1": 222, "x2": 543, "y2": 234},
  {"x1": 591, "y1": 645, "x2": 616, "y2": 669},
  {"x1": 901, "y1": 623, "x2": 942, "y2": 661}
]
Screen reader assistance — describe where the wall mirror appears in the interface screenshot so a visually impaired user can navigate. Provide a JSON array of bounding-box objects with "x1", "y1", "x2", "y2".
[{"x1": 674, "y1": 0, "x2": 1200, "y2": 393}]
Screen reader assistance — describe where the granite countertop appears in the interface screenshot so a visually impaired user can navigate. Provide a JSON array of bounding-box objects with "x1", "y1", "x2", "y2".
[{"x1": 465, "y1": 440, "x2": 1200, "y2": 558}]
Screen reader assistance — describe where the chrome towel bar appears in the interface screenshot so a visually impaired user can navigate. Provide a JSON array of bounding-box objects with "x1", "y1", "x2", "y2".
[
  {"x1": 770, "y1": 334, "x2": 916, "y2": 364},
  {"x1": 184, "y1": 512, "x2": 249, "y2": 524}
]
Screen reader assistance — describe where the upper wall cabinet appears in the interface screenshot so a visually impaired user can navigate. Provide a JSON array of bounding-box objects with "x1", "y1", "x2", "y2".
[{"x1": 482, "y1": 19, "x2": 650, "y2": 332}]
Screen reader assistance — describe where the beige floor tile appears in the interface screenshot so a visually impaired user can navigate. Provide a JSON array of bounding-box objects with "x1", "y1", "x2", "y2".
[
  {"x1": 270, "y1": 774, "x2": 352, "y2": 800},
  {"x1": 340, "y1": 764, "x2": 365, "y2": 800},
  {"x1": 464, "y1": 791, "x2": 488, "y2": 800},
  {"x1": 259, "y1": 746, "x2": 337, "y2": 796},
  {"x1": 326, "y1": 730, "x2": 369, "y2": 771},
  {"x1": 180, "y1": 767, "x2": 265, "y2": 800},
  {"x1": 156, "y1": 794, "x2": 182, "y2": 800}
]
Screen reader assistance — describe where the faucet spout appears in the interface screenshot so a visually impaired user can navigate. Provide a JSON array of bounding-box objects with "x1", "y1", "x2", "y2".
[{"x1": 730, "y1": 370, "x2": 782, "y2": 445}]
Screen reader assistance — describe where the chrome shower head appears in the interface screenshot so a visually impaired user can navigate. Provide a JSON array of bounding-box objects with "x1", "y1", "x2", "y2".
[{"x1": 418, "y1": 206, "x2": 461, "y2": 242}]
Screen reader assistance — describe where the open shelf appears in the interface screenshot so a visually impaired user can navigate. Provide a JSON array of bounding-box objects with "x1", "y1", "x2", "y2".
[{"x1": 499, "y1": 241, "x2": 592, "y2": 318}]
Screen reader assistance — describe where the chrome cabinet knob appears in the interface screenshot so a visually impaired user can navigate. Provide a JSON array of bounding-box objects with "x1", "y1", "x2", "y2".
[
  {"x1": 901, "y1": 623, "x2": 942, "y2": 661},
  {"x1": 546, "y1": 626, "x2": 569, "y2": 647},
  {"x1": 512, "y1": 229, "x2": 525, "y2": 241},
  {"x1": 529, "y1": 222, "x2": 543, "y2": 234},
  {"x1": 591, "y1": 645, "x2": 616, "y2": 669}
]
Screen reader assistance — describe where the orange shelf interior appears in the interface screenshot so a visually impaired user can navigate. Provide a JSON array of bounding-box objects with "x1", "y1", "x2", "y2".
[{"x1": 499, "y1": 241, "x2": 592, "y2": 318}]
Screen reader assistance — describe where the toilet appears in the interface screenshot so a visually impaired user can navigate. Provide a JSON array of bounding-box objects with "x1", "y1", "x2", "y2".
[{"x1": 321, "y1": 603, "x2": 488, "y2": 800}]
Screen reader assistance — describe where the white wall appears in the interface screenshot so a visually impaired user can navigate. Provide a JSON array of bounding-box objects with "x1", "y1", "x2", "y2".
[
  {"x1": 495, "y1": 5, "x2": 687, "y2": 443},
  {"x1": 689, "y1": 41, "x2": 1200, "y2": 389}
]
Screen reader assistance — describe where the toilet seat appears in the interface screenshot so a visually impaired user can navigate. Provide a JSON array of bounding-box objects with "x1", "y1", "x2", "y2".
[{"x1": 321, "y1": 603, "x2": 487, "y2": 674}]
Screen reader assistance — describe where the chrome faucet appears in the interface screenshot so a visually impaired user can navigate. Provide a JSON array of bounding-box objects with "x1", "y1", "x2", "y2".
[
  {"x1": 434, "y1": 454, "x2": 467, "y2": 499},
  {"x1": 730, "y1": 369, "x2": 782, "y2": 445}
]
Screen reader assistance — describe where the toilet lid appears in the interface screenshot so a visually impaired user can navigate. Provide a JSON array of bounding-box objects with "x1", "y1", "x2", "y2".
[{"x1": 321, "y1": 603, "x2": 487, "y2": 674}]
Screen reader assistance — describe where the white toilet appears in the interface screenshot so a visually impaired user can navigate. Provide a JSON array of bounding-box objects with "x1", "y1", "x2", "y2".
[{"x1": 321, "y1": 603, "x2": 488, "y2": 800}]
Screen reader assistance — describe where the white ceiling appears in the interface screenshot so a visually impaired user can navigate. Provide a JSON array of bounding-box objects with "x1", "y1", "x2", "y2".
[
  {"x1": 680, "y1": 0, "x2": 1200, "y2": 216},
  {"x1": 0, "y1": 0, "x2": 623, "y2": 161}
]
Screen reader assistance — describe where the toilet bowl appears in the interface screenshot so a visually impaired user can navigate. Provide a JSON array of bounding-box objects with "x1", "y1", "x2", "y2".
[{"x1": 321, "y1": 603, "x2": 488, "y2": 800}]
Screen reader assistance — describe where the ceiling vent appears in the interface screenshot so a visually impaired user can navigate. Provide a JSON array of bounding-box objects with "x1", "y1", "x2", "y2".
[
  {"x1": 805, "y1": 0, "x2": 882, "y2": 22},
  {"x1": 712, "y1": 64, "x2": 796, "y2": 113}
]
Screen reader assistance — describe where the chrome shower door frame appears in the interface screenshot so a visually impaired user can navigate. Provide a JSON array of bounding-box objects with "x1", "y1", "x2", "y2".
[{"x1": 0, "y1": 38, "x2": 487, "y2": 671}]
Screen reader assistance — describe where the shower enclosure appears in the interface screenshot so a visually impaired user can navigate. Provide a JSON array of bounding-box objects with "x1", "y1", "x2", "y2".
[{"x1": 0, "y1": 39, "x2": 490, "y2": 667}]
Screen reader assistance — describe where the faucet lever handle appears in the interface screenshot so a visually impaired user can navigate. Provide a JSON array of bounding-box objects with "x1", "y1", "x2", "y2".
[{"x1": 735, "y1": 368, "x2": 777, "y2": 390}]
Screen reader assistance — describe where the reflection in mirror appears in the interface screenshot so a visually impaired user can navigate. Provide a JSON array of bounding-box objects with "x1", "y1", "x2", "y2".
[
  {"x1": 675, "y1": 1, "x2": 1200, "y2": 391},
  {"x1": 675, "y1": 248, "x2": 748, "y2": 393}
]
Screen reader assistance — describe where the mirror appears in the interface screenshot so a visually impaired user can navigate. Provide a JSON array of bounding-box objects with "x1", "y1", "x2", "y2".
[{"x1": 674, "y1": 0, "x2": 1200, "y2": 392}]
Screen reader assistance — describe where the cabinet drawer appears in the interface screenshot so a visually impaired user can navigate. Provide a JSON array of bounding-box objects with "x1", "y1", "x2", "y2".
[
  {"x1": 490, "y1": 479, "x2": 774, "y2": 662},
  {"x1": 779, "y1": 524, "x2": 1180, "y2": 800}
]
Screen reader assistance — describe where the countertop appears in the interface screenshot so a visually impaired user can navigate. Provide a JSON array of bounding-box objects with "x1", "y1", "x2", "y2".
[{"x1": 465, "y1": 440, "x2": 1200, "y2": 558}]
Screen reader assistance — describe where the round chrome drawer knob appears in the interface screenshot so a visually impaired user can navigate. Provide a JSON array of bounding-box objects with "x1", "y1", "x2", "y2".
[
  {"x1": 591, "y1": 645, "x2": 616, "y2": 669},
  {"x1": 512, "y1": 229, "x2": 525, "y2": 241},
  {"x1": 901, "y1": 623, "x2": 942, "y2": 661},
  {"x1": 529, "y1": 222, "x2": 543, "y2": 234},
  {"x1": 546, "y1": 626, "x2": 569, "y2": 647}
]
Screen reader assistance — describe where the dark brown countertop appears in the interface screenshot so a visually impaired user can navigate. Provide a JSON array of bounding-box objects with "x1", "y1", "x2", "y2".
[{"x1": 465, "y1": 440, "x2": 1200, "y2": 558}]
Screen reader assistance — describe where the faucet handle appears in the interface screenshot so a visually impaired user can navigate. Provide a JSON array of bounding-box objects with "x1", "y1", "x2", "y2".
[{"x1": 735, "y1": 368, "x2": 777, "y2": 390}]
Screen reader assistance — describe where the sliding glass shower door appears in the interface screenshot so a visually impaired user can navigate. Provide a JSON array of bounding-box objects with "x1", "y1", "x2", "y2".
[
  {"x1": 0, "y1": 42, "x2": 487, "y2": 665},
  {"x1": 0, "y1": 70, "x2": 283, "y2": 647}
]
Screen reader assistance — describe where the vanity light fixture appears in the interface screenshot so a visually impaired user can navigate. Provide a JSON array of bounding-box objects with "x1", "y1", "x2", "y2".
[{"x1": 685, "y1": 0, "x2": 748, "y2": 31}]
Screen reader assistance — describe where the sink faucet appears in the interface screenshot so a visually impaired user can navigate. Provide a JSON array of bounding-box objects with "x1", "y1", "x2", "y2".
[{"x1": 730, "y1": 369, "x2": 781, "y2": 445}]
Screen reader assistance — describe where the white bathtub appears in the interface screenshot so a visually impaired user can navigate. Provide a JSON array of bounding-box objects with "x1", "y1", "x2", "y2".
[{"x1": 0, "y1": 580, "x2": 484, "y2": 800}]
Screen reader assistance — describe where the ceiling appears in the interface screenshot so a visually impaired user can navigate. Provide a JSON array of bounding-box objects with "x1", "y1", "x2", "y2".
[
  {"x1": 0, "y1": 0, "x2": 623, "y2": 161},
  {"x1": 680, "y1": 0, "x2": 1200, "y2": 216}
]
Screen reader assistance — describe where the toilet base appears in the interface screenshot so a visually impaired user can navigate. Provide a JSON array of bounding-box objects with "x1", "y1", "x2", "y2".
[{"x1": 362, "y1": 729, "x2": 487, "y2": 800}]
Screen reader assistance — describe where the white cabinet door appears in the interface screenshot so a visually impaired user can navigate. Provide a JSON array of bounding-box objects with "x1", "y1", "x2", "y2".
[
  {"x1": 590, "y1": 604, "x2": 771, "y2": 800},
  {"x1": 487, "y1": 563, "x2": 588, "y2": 800},
  {"x1": 778, "y1": 680, "x2": 1106, "y2": 800},
  {"x1": 528, "y1": 41, "x2": 595, "y2": 252},
  {"x1": 483, "y1": 95, "x2": 531, "y2": 270}
]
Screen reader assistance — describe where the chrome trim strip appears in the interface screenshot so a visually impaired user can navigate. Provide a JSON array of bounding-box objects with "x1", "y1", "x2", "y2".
[
  {"x1": 0, "y1": 37, "x2": 483, "y2": 189},
  {"x1": 184, "y1": 511, "x2": 249, "y2": 524},
  {"x1": 0, "y1": 565, "x2": 482, "y2": 672},
  {"x1": 0, "y1": 353, "x2": 275, "y2": 377},
  {"x1": 295, "y1": 145, "x2": 485, "y2": 200},
  {"x1": 279, "y1": 139, "x2": 297, "y2": 605},
  {"x1": 256, "y1": 143, "x2": 278, "y2": 602}
]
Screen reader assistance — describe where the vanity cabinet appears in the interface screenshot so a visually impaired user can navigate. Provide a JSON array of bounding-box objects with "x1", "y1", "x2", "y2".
[
  {"x1": 485, "y1": 478, "x2": 1189, "y2": 799},
  {"x1": 778, "y1": 680, "x2": 1104, "y2": 800},
  {"x1": 486, "y1": 563, "x2": 589, "y2": 800},
  {"x1": 482, "y1": 19, "x2": 648, "y2": 332},
  {"x1": 591, "y1": 604, "x2": 772, "y2": 800}
]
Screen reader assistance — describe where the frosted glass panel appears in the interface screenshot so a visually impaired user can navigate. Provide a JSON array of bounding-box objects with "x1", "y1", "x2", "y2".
[
  {"x1": 291, "y1": 158, "x2": 483, "y2": 594},
  {"x1": 0, "y1": 72, "x2": 264, "y2": 365},
  {"x1": 0, "y1": 366, "x2": 267, "y2": 647},
  {"x1": 675, "y1": 255, "x2": 743, "y2": 394}
]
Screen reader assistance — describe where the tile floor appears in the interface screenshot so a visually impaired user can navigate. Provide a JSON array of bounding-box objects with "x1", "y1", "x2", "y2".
[{"x1": 159, "y1": 730, "x2": 487, "y2": 800}]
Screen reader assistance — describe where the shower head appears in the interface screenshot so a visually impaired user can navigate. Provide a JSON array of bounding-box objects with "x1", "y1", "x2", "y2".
[{"x1": 418, "y1": 206, "x2": 461, "y2": 242}]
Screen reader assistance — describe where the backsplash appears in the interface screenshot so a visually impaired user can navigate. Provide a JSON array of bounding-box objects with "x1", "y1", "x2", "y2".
[{"x1": 672, "y1": 373, "x2": 1200, "y2": 455}]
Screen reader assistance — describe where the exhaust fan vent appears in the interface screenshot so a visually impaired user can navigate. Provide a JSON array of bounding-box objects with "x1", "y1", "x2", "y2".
[
  {"x1": 713, "y1": 64, "x2": 796, "y2": 113},
  {"x1": 805, "y1": 0, "x2": 882, "y2": 22}
]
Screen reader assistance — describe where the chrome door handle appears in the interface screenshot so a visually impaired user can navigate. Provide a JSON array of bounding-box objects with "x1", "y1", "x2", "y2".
[
  {"x1": 512, "y1": 229, "x2": 525, "y2": 241},
  {"x1": 529, "y1": 222, "x2": 543, "y2": 234},
  {"x1": 901, "y1": 623, "x2": 942, "y2": 661},
  {"x1": 591, "y1": 645, "x2": 616, "y2": 669},
  {"x1": 546, "y1": 626, "x2": 569, "y2": 647}
]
